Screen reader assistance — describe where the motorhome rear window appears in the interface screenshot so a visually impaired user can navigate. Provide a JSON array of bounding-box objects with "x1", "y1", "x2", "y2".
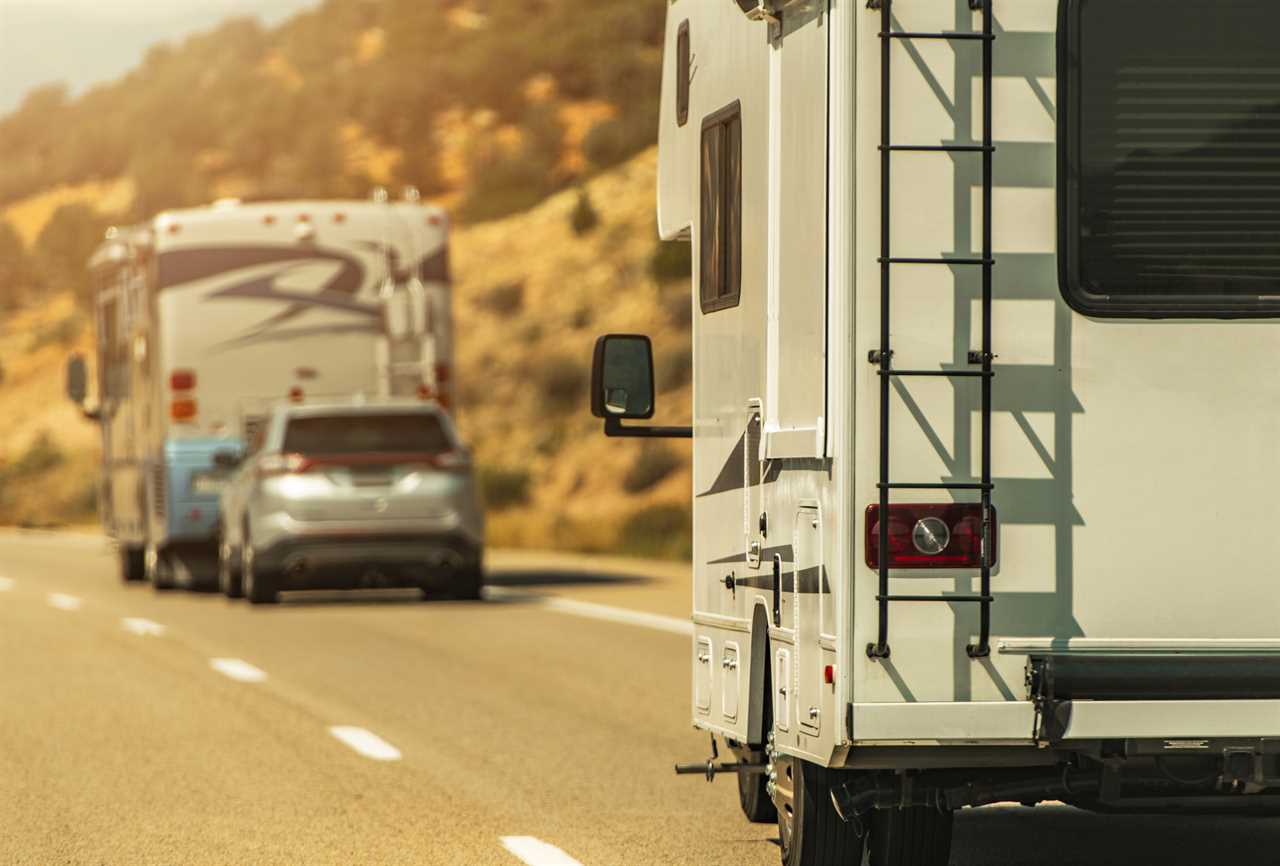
[
  {"x1": 700, "y1": 102, "x2": 742, "y2": 313},
  {"x1": 1060, "y1": 0, "x2": 1280, "y2": 318},
  {"x1": 283, "y1": 413, "x2": 452, "y2": 455}
]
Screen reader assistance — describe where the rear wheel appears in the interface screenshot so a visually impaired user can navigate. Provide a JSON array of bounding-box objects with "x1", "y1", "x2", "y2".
[
  {"x1": 775, "y1": 754, "x2": 866, "y2": 866},
  {"x1": 867, "y1": 807, "x2": 953, "y2": 866},
  {"x1": 147, "y1": 546, "x2": 176, "y2": 591},
  {"x1": 738, "y1": 760, "x2": 777, "y2": 823},
  {"x1": 241, "y1": 533, "x2": 278, "y2": 605},
  {"x1": 451, "y1": 562, "x2": 484, "y2": 601},
  {"x1": 219, "y1": 538, "x2": 243, "y2": 599},
  {"x1": 119, "y1": 545, "x2": 145, "y2": 583}
]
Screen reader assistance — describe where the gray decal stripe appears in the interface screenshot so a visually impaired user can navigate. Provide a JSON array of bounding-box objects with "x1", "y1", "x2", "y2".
[
  {"x1": 696, "y1": 433, "x2": 746, "y2": 498},
  {"x1": 717, "y1": 565, "x2": 829, "y2": 595}
]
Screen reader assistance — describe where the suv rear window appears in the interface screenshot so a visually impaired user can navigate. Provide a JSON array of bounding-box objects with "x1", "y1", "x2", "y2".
[
  {"x1": 1060, "y1": 0, "x2": 1280, "y2": 318},
  {"x1": 283, "y1": 413, "x2": 452, "y2": 455}
]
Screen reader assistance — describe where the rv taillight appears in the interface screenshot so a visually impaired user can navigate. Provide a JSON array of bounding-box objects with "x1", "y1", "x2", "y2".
[
  {"x1": 170, "y1": 370, "x2": 196, "y2": 391},
  {"x1": 289, "y1": 387, "x2": 304, "y2": 403},
  {"x1": 417, "y1": 383, "x2": 433, "y2": 401},
  {"x1": 170, "y1": 399, "x2": 198, "y2": 422},
  {"x1": 865, "y1": 503, "x2": 996, "y2": 570}
]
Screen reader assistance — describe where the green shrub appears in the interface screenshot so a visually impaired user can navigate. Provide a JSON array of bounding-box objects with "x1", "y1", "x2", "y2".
[
  {"x1": 4, "y1": 432, "x2": 65, "y2": 480},
  {"x1": 539, "y1": 353, "x2": 588, "y2": 412},
  {"x1": 583, "y1": 110, "x2": 656, "y2": 171},
  {"x1": 661, "y1": 288, "x2": 692, "y2": 331},
  {"x1": 479, "y1": 281, "x2": 526, "y2": 314},
  {"x1": 623, "y1": 443, "x2": 681, "y2": 494},
  {"x1": 478, "y1": 465, "x2": 532, "y2": 510},
  {"x1": 569, "y1": 189, "x2": 600, "y2": 236},
  {"x1": 31, "y1": 313, "x2": 84, "y2": 350},
  {"x1": 618, "y1": 503, "x2": 692, "y2": 560},
  {"x1": 649, "y1": 240, "x2": 692, "y2": 284}
]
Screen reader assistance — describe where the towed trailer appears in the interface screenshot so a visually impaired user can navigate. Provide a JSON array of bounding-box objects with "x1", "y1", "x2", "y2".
[
  {"x1": 590, "y1": 1, "x2": 1280, "y2": 863},
  {"x1": 68, "y1": 195, "x2": 454, "y2": 589}
]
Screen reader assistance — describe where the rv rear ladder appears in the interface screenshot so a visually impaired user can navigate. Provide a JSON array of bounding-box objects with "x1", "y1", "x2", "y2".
[{"x1": 867, "y1": 0, "x2": 996, "y2": 661}]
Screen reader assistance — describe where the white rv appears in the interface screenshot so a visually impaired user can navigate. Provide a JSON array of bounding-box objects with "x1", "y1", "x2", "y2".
[
  {"x1": 590, "y1": 1, "x2": 1280, "y2": 863},
  {"x1": 70, "y1": 196, "x2": 454, "y2": 588}
]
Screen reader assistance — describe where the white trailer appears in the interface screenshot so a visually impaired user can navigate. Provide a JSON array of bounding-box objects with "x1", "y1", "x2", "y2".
[
  {"x1": 590, "y1": 1, "x2": 1280, "y2": 863},
  {"x1": 70, "y1": 196, "x2": 454, "y2": 588}
]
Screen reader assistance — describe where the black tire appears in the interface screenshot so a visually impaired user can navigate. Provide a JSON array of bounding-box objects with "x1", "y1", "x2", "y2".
[
  {"x1": 119, "y1": 546, "x2": 146, "y2": 583},
  {"x1": 451, "y1": 563, "x2": 484, "y2": 601},
  {"x1": 149, "y1": 548, "x2": 177, "y2": 591},
  {"x1": 778, "y1": 759, "x2": 866, "y2": 866},
  {"x1": 867, "y1": 806, "x2": 953, "y2": 866},
  {"x1": 739, "y1": 763, "x2": 777, "y2": 824},
  {"x1": 218, "y1": 538, "x2": 243, "y2": 599},
  {"x1": 241, "y1": 532, "x2": 278, "y2": 605}
]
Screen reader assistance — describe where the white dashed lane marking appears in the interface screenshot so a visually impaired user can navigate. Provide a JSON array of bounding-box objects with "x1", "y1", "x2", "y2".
[
  {"x1": 328, "y1": 726, "x2": 402, "y2": 762},
  {"x1": 500, "y1": 836, "x2": 585, "y2": 866},
  {"x1": 0, "y1": 577, "x2": 13, "y2": 591},
  {"x1": 121, "y1": 617, "x2": 166, "y2": 637},
  {"x1": 47, "y1": 593, "x2": 81, "y2": 611},
  {"x1": 483, "y1": 587, "x2": 692, "y2": 637},
  {"x1": 209, "y1": 658, "x2": 267, "y2": 683}
]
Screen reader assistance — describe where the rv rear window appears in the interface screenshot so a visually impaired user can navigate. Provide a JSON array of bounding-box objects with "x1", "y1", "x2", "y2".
[
  {"x1": 700, "y1": 103, "x2": 742, "y2": 314},
  {"x1": 676, "y1": 21, "x2": 690, "y2": 128},
  {"x1": 1060, "y1": 0, "x2": 1280, "y2": 318}
]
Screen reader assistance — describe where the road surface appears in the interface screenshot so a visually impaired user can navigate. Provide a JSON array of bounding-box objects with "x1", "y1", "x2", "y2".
[{"x1": 1, "y1": 531, "x2": 1277, "y2": 865}]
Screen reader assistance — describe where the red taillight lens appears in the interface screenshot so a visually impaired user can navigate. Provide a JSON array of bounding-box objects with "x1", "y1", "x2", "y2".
[
  {"x1": 257, "y1": 453, "x2": 311, "y2": 477},
  {"x1": 289, "y1": 386, "x2": 304, "y2": 403},
  {"x1": 170, "y1": 370, "x2": 196, "y2": 391},
  {"x1": 865, "y1": 503, "x2": 996, "y2": 570}
]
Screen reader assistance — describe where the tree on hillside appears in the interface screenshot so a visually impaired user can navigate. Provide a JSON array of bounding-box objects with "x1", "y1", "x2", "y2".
[
  {"x1": 0, "y1": 220, "x2": 35, "y2": 309},
  {"x1": 34, "y1": 204, "x2": 107, "y2": 304}
]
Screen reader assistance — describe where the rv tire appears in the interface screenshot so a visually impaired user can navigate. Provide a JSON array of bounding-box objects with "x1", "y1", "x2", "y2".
[
  {"x1": 867, "y1": 806, "x2": 953, "y2": 866},
  {"x1": 777, "y1": 758, "x2": 865, "y2": 866},
  {"x1": 119, "y1": 546, "x2": 146, "y2": 583},
  {"x1": 148, "y1": 547, "x2": 177, "y2": 591},
  {"x1": 451, "y1": 563, "x2": 483, "y2": 601},
  {"x1": 738, "y1": 762, "x2": 776, "y2": 823}
]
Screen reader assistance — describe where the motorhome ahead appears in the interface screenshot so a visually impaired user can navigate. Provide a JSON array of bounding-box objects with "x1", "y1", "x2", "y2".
[
  {"x1": 590, "y1": 1, "x2": 1280, "y2": 863},
  {"x1": 73, "y1": 196, "x2": 453, "y2": 588}
]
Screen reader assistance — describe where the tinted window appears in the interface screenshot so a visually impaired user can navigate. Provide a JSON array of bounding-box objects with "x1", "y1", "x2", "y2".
[
  {"x1": 283, "y1": 413, "x2": 452, "y2": 455},
  {"x1": 1061, "y1": 0, "x2": 1280, "y2": 317},
  {"x1": 700, "y1": 103, "x2": 742, "y2": 313}
]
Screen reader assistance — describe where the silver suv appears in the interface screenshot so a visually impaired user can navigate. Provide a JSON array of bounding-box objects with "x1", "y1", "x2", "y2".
[{"x1": 217, "y1": 401, "x2": 484, "y2": 604}]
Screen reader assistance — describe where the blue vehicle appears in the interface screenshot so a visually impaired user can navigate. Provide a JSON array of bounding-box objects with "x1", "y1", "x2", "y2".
[{"x1": 66, "y1": 197, "x2": 454, "y2": 588}]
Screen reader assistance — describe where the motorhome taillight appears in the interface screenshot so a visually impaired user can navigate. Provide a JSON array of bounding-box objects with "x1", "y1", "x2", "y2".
[
  {"x1": 170, "y1": 399, "x2": 198, "y2": 422},
  {"x1": 865, "y1": 503, "x2": 996, "y2": 570},
  {"x1": 289, "y1": 387, "x2": 304, "y2": 403},
  {"x1": 170, "y1": 370, "x2": 196, "y2": 391}
]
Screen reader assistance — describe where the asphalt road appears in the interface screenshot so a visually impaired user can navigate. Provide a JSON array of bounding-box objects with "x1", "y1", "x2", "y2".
[{"x1": 1, "y1": 531, "x2": 1278, "y2": 865}]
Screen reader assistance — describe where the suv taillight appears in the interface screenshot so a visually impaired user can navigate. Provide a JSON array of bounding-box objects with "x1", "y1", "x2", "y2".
[
  {"x1": 257, "y1": 453, "x2": 311, "y2": 477},
  {"x1": 865, "y1": 503, "x2": 996, "y2": 569}
]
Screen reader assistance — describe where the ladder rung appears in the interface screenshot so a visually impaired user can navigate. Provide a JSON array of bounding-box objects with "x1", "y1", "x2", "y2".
[
  {"x1": 882, "y1": 145, "x2": 994, "y2": 153},
  {"x1": 881, "y1": 370, "x2": 993, "y2": 379},
  {"x1": 881, "y1": 257, "x2": 993, "y2": 266},
  {"x1": 881, "y1": 31, "x2": 994, "y2": 42},
  {"x1": 878, "y1": 595, "x2": 995, "y2": 603},
  {"x1": 879, "y1": 482, "x2": 994, "y2": 491}
]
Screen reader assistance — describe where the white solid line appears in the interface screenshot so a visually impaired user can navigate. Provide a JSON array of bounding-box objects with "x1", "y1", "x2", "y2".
[
  {"x1": 0, "y1": 577, "x2": 13, "y2": 592},
  {"x1": 209, "y1": 658, "x2": 267, "y2": 683},
  {"x1": 500, "y1": 836, "x2": 585, "y2": 866},
  {"x1": 540, "y1": 595, "x2": 693, "y2": 636},
  {"x1": 47, "y1": 593, "x2": 81, "y2": 611},
  {"x1": 121, "y1": 617, "x2": 166, "y2": 637},
  {"x1": 328, "y1": 726, "x2": 402, "y2": 762}
]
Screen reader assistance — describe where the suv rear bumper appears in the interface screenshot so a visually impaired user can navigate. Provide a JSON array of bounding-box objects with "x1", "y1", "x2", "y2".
[{"x1": 255, "y1": 531, "x2": 481, "y2": 589}]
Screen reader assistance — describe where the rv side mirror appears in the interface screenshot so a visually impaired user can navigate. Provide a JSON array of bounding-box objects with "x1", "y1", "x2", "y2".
[
  {"x1": 591, "y1": 334, "x2": 655, "y2": 420},
  {"x1": 212, "y1": 449, "x2": 243, "y2": 470},
  {"x1": 66, "y1": 354, "x2": 88, "y2": 406}
]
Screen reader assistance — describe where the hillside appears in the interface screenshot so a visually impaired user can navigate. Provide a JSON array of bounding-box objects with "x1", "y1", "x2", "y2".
[{"x1": 0, "y1": 149, "x2": 694, "y2": 556}]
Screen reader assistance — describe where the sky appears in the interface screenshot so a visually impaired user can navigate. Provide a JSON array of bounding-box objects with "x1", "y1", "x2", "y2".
[{"x1": 0, "y1": 0, "x2": 323, "y2": 114}]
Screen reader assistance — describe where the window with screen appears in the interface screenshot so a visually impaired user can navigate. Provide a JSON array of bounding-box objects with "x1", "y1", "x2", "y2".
[
  {"x1": 1060, "y1": 0, "x2": 1280, "y2": 317},
  {"x1": 700, "y1": 103, "x2": 741, "y2": 314}
]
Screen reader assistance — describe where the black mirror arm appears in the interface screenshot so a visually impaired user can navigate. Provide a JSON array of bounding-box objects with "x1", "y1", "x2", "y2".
[{"x1": 604, "y1": 417, "x2": 692, "y2": 439}]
